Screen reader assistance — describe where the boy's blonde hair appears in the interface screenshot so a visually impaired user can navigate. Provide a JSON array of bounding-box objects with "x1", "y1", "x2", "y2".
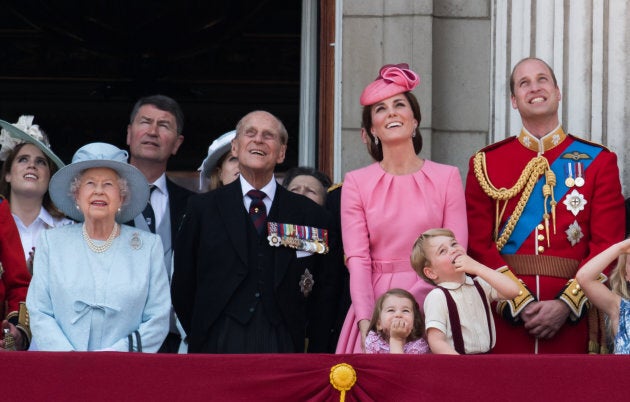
[{"x1": 410, "y1": 228, "x2": 456, "y2": 285}]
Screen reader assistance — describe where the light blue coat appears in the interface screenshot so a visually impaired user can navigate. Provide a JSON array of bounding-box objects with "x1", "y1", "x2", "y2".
[{"x1": 26, "y1": 224, "x2": 170, "y2": 352}]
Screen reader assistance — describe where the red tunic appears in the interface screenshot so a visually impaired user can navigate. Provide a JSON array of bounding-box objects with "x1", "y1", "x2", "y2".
[
  {"x1": 465, "y1": 128, "x2": 624, "y2": 353},
  {"x1": 0, "y1": 198, "x2": 30, "y2": 321}
]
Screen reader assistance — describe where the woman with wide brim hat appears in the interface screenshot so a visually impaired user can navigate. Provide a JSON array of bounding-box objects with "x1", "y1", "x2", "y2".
[
  {"x1": 197, "y1": 130, "x2": 239, "y2": 191},
  {"x1": 335, "y1": 63, "x2": 468, "y2": 353},
  {"x1": 26, "y1": 142, "x2": 170, "y2": 352},
  {"x1": 0, "y1": 116, "x2": 73, "y2": 273}
]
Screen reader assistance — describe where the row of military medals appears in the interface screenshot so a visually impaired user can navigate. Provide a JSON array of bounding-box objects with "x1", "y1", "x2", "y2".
[
  {"x1": 564, "y1": 162, "x2": 585, "y2": 188},
  {"x1": 267, "y1": 222, "x2": 329, "y2": 254}
]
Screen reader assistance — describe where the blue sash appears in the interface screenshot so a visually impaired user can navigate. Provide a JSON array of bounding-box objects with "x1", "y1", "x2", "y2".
[{"x1": 501, "y1": 140, "x2": 602, "y2": 254}]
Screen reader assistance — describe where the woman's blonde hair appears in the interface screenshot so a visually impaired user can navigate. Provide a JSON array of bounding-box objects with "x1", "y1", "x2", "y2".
[{"x1": 207, "y1": 151, "x2": 232, "y2": 191}]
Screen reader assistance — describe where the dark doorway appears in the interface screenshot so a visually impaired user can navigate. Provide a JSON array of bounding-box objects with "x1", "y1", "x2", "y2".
[{"x1": 0, "y1": 0, "x2": 302, "y2": 180}]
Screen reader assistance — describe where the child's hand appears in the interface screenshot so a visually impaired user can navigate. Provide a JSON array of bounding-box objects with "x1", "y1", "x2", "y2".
[
  {"x1": 389, "y1": 318, "x2": 412, "y2": 342},
  {"x1": 453, "y1": 254, "x2": 484, "y2": 275}
]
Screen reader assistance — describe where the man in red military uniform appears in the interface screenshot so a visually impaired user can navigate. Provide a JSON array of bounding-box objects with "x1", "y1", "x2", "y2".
[
  {"x1": 465, "y1": 57, "x2": 624, "y2": 353},
  {"x1": 0, "y1": 197, "x2": 31, "y2": 351}
]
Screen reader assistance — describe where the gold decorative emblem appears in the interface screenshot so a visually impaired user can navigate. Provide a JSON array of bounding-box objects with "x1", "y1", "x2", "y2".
[
  {"x1": 330, "y1": 363, "x2": 357, "y2": 402},
  {"x1": 563, "y1": 189, "x2": 587, "y2": 216},
  {"x1": 565, "y1": 220, "x2": 584, "y2": 246},
  {"x1": 299, "y1": 268, "x2": 314, "y2": 297},
  {"x1": 562, "y1": 151, "x2": 591, "y2": 161}
]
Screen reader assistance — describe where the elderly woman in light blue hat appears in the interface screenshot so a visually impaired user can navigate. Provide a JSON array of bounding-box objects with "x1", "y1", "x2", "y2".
[
  {"x1": 198, "y1": 130, "x2": 239, "y2": 192},
  {"x1": 26, "y1": 142, "x2": 170, "y2": 352}
]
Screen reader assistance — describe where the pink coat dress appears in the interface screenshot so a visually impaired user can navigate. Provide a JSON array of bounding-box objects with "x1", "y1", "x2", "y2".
[{"x1": 335, "y1": 161, "x2": 468, "y2": 353}]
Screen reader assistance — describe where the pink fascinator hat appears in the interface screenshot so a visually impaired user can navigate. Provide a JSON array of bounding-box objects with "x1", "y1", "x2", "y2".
[{"x1": 359, "y1": 63, "x2": 420, "y2": 106}]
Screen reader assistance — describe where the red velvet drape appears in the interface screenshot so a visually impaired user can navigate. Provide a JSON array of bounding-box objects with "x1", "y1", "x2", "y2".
[{"x1": 5, "y1": 352, "x2": 626, "y2": 401}]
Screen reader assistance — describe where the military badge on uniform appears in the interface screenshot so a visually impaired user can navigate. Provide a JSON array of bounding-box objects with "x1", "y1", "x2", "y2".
[
  {"x1": 564, "y1": 161, "x2": 586, "y2": 188},
  {"x1": 551, "y1": 133, "x2": 561, "y2": 146},
  {"x1": 564, "y1": 163, "x2": 575, "y2": 188},
  {"x1": 565, "y1": 220, "x2": 584, "y2": 246},
  {"x1": 562, "y1": 151, "x2": 590, "y2": 188},
  {"x1": 267, "y1": 221, "x2": 329, "y2": 254},
  {"x1": 2, "y1": 328, "x2": 16, "y2": 351},
  {"x1": 299, "y1": 268, "x2": 314, "y2": 297},
  {"x1": 562, "y1": 151, "x2": 591, "y2": 161},
  {"x1": 563, "y1": 189, "x2": 587, "y2": 216}
]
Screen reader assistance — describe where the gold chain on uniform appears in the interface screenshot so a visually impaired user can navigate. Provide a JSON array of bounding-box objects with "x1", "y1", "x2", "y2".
[{"x1": 473, "y1": 152, "x2": 556, "y2": 251}]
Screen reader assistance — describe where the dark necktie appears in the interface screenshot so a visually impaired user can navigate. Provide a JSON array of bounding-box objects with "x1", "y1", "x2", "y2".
[
  {"x1": 142, "y1": 185, "x2": 157, "y2": 233},
  {"x1": 247, "y1": 189, "x2": 267, "y2": 235}
]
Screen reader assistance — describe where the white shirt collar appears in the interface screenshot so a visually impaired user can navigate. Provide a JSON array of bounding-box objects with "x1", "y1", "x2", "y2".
[
  {"x1": 437, "y1": 275, "x2": 475, "y2": 290},
  {"x1": 239, "y1": 175, "x2": 277, "y2": 202},
  {"x1": 13, "y1": 206, "x2": 55, "y2": 229},
  {"x1": 239, "y1": 175, "x2": 276, "y2": 213},
  {"x1": 150, "y1": 173, "x2": 168, "y2": 197}
]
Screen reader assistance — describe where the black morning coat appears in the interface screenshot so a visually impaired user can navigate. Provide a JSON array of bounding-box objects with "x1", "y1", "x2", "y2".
[{"x1": 172, "y1": 179, "x2": 341, "y2": 353}]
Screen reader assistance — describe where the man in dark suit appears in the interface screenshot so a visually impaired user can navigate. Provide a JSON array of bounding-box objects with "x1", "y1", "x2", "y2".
[
  {"x1": 172, "y1": 110, "x2": 339, "y2": 353},
  {"x1": 127, "y1": 94, "x2": 193, "y2": 353}
]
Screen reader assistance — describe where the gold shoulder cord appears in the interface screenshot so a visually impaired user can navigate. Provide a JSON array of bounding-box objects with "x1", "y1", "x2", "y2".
[{"x1": 473, "y1": 152, "x2": 556, "y2": 251}]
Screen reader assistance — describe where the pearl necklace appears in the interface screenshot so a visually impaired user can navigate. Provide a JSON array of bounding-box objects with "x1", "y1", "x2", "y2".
[{"x1": 82, "y1": 223, "x2": 120, "y2": 253}]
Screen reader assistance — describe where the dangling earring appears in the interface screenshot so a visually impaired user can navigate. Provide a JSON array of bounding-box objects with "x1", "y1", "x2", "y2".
[
  {"x1": 412, "y1": 124, "x2": 417, "y2": 138},
  {"x1": 117, "y1": 207, "x2": 122, "y2": 215},
  {"x1": 374, "y1": 136, "x2": 379, "y2": 145}
]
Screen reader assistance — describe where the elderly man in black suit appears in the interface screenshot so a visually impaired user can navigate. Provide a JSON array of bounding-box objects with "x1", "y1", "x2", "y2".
[
  {"x1": 172, "y1": 110, "x2": 339, "y2": 353},
  {"x1": 127, "y1": 94, "x2": 194, "y2": 353}
]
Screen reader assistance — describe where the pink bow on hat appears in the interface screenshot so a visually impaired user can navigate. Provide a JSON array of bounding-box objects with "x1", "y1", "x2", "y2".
[{"x1": 359, "y1": 63, "x2": 420, "y2": 106}]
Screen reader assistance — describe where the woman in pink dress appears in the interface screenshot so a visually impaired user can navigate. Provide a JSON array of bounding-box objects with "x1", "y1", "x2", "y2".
[{"x1": 336, "y1": 63, "x2": 468, "y2": 353}]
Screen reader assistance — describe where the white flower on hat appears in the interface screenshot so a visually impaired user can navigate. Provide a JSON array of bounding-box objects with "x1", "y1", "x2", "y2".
[{"x1": 0, "y1": 115, "x2": 50, "y2": 161}]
